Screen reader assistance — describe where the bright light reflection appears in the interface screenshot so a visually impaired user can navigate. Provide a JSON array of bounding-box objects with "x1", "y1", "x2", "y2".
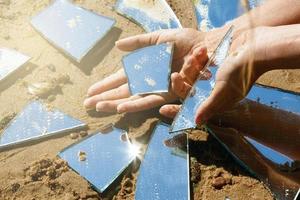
[{"x1": 128, "y1": 142, "x2": 142, "y2": 159}]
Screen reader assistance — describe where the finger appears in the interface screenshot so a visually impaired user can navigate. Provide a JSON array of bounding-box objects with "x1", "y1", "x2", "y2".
[
  {"x1": 87, "y1": 69, "x2": 127, "y2": 97},
  {"x1": 159, "y1": 104, "x2": 181, "y2": 119},
  {"x1": 181, "y1": 47, "x2": 208, "y2": 84},
  {"x1": 117, "y1": 94, "x2": 176, "y2": 113},
  {"x1": 96, "y1": 96, "x2": 141, "y2": 113},
  {"x1": 84, "y1": 84, "x2": 131, "y2": 108},
  {"x1": 115, "y1": 31, "x2": 162, "y2": 51},
  {"x1": 195, "y1": 81, "x2": 231, "y2": 125},
  {"x1": 171, "y1": 73, "x2": 191, "y2": 99}
]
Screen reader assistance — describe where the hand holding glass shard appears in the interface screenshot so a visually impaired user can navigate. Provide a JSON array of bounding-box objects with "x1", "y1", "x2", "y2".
[
  {"x1": 31, "y1": 0, "x2": 115, "y2": 62},
  {"x1": 135, "y1": 123, "x2": 190, "y2": 200},
  {"x1": 58, "y1": 126, "x2": 137, "y2": 193},
  {"x1": 115, "y1": 0, "x2": 181, "y2": 32},
  {"x1": 0, "y1": 101, "x2": 86, "y2": 150},
  {"x1": 122, "y1": 43, "x2": 173, "y2": 95},
  {"x1": 0, "y1": 48, "x2": 30, "y2": 82}
]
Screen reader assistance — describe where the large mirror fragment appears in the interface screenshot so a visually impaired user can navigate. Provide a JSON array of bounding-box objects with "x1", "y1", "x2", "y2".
[
  {"x1": 122, "y1": 43, "x2": 173, "y2": 95},
  {"x1": 58, "y1": 126, "x2": 137, "y2": 193},
  {"x1": 115, "y1": 0, "x2": 181, "y2": 32},
  {"x1": 0, "y1": 48, "x2": 30, "y2": 82},
  {"x1": 135, "y1": 122, "x2": 190, "y2": 200},
  {"x1": 0, "y1": 101, "x2": 86, "y2": 150},
  {"x1": 31, "y1": 0, "x2": 115, "y2": 62},
  {"x1": 193, "y1": 0, "x2": 262, "y2": 31}
]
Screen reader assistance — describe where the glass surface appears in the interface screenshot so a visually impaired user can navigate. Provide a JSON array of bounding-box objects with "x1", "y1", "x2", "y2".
[
  {"x1": 0, "y1": 48, "x2": 30, "y2": 82},
  {"x1": 0, "y1": 101, "x2": 86, "y2": 150},
  {"x1": 58, "y1": 127, "x2": 136, "y2": 193},
  {"x1": 122, "y1": 43, "x2": 173, "y2": 95},
  {"x1": 135, "y1": 122, "x2": 189, "y2": 200},
  {"x1": 115, "y1": 0, "x2": 181, "y2": 32},
  {"x1": 31, "y1": 0, "x2": 115, "y2": 62},
  {"x1": 193, "y1": 0, "x2": 263, "y2": 31}
]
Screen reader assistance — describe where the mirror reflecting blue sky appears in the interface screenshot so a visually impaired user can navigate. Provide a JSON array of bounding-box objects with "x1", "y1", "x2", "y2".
[{"x1": 31, "y1": 0, "x2": 115, "y2": 62}]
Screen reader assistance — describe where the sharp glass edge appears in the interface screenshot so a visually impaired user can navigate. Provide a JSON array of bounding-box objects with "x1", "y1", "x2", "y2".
[{"x1": 169, "y1": 26, "x2": 234, "y2": 133}]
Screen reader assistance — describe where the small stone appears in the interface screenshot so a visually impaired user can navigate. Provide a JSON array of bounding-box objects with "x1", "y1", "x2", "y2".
[
  {"x1": 79, "y1": 130, "x2": 88, "y2": 138},
  {"x1": 47, "y1": 95, "x2": 55, "y2": 102},
  {"x1": 78, "y1": 151, "x2": 86, "y2": 161},
  {"x1": 47, "y1": 64, "x2": 56, "y2": 72},
  {"x1": 223, "y1": 174, "x2": 232, "y2": 184},
  {"x1": 70, "y1": 133, "x2": 79, "y2": 139},
  {"x1": 11, "y1": 183, "x2": 20, "y2": 193},
  {"x1": 212, "y1": 177, "x2": 227, "y2": 189}
]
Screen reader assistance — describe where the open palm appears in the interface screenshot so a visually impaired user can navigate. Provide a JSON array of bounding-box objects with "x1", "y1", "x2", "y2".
[{"x1": 84, "y1": 28, "x2": 208, "y2": 113}]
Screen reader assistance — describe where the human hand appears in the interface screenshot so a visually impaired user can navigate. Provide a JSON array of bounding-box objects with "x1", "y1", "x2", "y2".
[
  {"x1": 83, "y1": 28, "x2": 208, "y2": 113},
  {"x1": 160, "y1": 27, "x2": 274, "y2": 123}
]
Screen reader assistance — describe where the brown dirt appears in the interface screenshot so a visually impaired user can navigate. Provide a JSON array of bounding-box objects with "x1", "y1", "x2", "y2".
[{"x1": 0, "y1": 0, "x2": 299, "y2": 200}]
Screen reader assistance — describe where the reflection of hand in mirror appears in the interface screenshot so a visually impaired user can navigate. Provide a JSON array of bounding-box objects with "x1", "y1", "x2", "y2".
[
  {"x1": 161, "y1": 25, "x2": 300, "y2": 124},
  {"x1": 84, "y1": 28, "x2": 209, "y2": 113}
]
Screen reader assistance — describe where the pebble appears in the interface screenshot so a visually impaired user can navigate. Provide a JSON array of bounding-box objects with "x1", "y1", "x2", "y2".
[
  {"x1": 78, "y1": 151, "x2": 86, "y2": 161},
  {"x1": 47, "y1": 64, "x2": 56, "y2": 72},
  {"x1": 79, "y1": 130, "x2": 88, "y2": 138},
  {"x1": 212, "y1": 177, "x2": 227, "y2": 189},
  {"x1": 70, "y1": 133, "x2": 79, "y2": 139}
]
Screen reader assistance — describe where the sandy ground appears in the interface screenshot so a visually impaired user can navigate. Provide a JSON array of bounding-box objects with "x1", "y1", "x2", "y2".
[{"x1": 0, "y1": 0, "x2": 299, "y2": 199}]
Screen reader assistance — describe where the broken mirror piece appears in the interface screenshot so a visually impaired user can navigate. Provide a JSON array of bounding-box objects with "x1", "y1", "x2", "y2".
[
  {"x1": 135, "y1": 122, "x2": 190, "y2": 200},
  {"x1": 170, "y1": 26, "x2": 234, "y2": 133},
  {"x1": 193, "y1": 0, "x2": 262, "y2": 31},
  {"x1": 0, "y1": 101, "x2": 86, "y2": 150},
  {"x1": 58, "y1": 126, "x2": 137, "y2": 193},
  {"x1": 0, "y1": 48, "x2": 30, "y2": 82},
  {"x1": 122, "y1": 43, "x2": 173, "y2": 95},
  {"x1": 248, "y1": 85, "x2": 300, "y2": 114},
  {"x1": 31, "y1": 0, "x2": 115, "y2": 62},
  {"x1": 115, "y1": 0, "x2": 181, "y2": 32}
]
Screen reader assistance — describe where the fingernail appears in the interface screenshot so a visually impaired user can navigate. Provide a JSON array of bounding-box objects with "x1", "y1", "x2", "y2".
[
  {"x1": 96, "y1": 104, "x2": 105, "y2": 112},
  {"x1": 117, "y1": 106, "x2": 126, "y2": 114}
]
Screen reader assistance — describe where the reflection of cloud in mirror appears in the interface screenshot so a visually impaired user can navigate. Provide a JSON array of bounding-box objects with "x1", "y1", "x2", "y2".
[{"x1": 115, "y1": 0, "x2": 182, "y2": 32}]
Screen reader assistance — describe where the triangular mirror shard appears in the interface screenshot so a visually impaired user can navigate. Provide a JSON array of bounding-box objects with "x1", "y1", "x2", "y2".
[
  {"x1": 58, "y1": 127, "x2": 136, "y2": 193},
  {"x1": 115, "y1": 0, "x2": 182, "y2": 32},
  {"x1": 135, "y1": 122, "x2": 190, "y2": 200},
  {"x1": 193, "y1": 0, "x2": 262, "y2": 31},
  {"x1": 0, "y1": 48, "x2": 30, "y2": 82},
  {"x1": 122, "y1": 43, "x2": 173, "y2": 95},
  {"x1": 0, "y1": 101, "x2": 86, "y2": 150},
  {"x1": 31, "y1": 0, "x2": 115, "y2": 62}
]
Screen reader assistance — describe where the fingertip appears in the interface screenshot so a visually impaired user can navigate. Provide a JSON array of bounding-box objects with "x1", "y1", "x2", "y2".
[{"x1": 117, "y1": 104, "x2": 126, "y2": 114}]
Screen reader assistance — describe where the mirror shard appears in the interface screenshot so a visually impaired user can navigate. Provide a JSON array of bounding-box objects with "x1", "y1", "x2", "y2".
[
  {"x1": 115, "y1": 0, "x2": 181, "y2": 32},
  {"x1": 135, "y1": 123, "x2": 190, "y2": 200},
  {"x1": 58, "y1": 127, "x2": 136, "y2": 193},
  {"x1": 123, "y1": 43, "x2": 173, "y2": 95},
  {"x1": 0, "y1": 48, "x2": 30, "y2": 82},
  {"x1": 0, "y1": 101, "x2": 86, "y2": 150},
  {"x1": 31, "y1": 0, "x2": 115, "y2": 62}
]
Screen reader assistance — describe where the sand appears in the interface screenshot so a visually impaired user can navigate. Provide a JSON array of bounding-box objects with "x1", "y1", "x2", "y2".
[{"x1": 0, "y1": 0, "x2": 299, "y2": 199}]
